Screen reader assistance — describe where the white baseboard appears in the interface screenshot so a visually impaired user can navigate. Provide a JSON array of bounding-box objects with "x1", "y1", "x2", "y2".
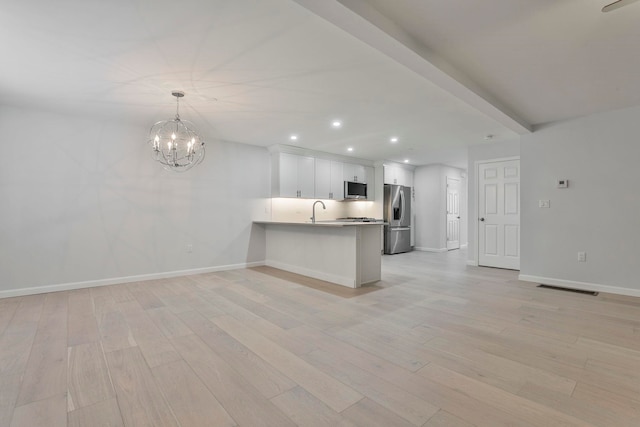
[
  {"x1": 265, "y1": 260, "x2": 355, "y2": 288},
  {"x1": 0, "y1": 261, "x2": 266, "y2": 299},
  {"x1": 518, "y1": 274, "x2": 640, "y2": 298},
  {"x1": 414, "y1": 247, "x2": 448, "y2": 253},
  {"x1": 466, "y1": 260, "x2": 478, "y2": 266}
]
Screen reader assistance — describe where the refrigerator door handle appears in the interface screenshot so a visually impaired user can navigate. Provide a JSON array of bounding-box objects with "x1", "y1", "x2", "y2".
[
  {"x1": 391, "y1": 227, "x2": 411, "y2": 231},
  {"x1": 399, "y1": 190, "x2": 405, "y2": 224}
]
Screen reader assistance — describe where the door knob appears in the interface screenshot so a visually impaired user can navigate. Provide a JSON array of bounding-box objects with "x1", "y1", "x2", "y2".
[
  {"x1": 480, "y1": 218, "x2": 485, "y2": 221},
  {"x1": 457, "y1": 216, "x2": 460, "y2": 219}
]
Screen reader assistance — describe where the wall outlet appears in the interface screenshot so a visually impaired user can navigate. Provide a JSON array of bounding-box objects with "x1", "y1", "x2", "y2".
[
  {"x1": 578, "y1": 251, "x2": 586, "y2": 262},
  {"x1": 186, "y1": 244, "x2": 193, "y2": 253},
  {"x1": 539, "y1": 200, "x2": 550, "y2": 208}
]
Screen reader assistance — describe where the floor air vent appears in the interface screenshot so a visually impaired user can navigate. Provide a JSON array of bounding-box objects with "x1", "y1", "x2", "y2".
[{"x1": 537, "y1": 284, "x2": 598, "y2": 296}]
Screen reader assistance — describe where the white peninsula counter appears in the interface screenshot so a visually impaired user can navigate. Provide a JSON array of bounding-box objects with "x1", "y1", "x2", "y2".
[{"x1": 254, "y1": 221, "x2": 384, "y2": 288}]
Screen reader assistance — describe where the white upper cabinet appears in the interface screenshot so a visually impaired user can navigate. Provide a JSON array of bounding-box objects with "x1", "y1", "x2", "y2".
[
  {"x1": 384, "y1": 164, "x2": 414, "y2": 187},
  {"x1": 271, "y1": 146, "x2": 374, "y2": 200},
  {"x1": 298, "y1": 156, "x2": 315, "y2": 198},
  {"x1": 279, "y1": 153, "x2": 298, "y2": 197},
  {"x1": 343, "y1": 163, "x2": 371, "y2": 183},
  {"x1": 275, "y1": 153, "x2": 315, "y2": 198},
  {"x1": 315, "y1": 158, "x2": 331, "y2": 199},
  {"x1": 330, "y1": 161, "x2": 344, "y2": 199},
  {"x1": 315, "y1": 159, "x2": 344, "y2": 200}
]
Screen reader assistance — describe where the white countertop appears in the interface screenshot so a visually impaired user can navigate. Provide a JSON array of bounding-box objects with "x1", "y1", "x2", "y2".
[{"x1": 254, "y1": 220, "x2": 386, "y2": 227}]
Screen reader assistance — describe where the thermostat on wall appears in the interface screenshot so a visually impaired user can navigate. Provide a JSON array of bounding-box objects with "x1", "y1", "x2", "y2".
[{"x1": 557, "y1": 179, "x2": 569, "y2": 188}]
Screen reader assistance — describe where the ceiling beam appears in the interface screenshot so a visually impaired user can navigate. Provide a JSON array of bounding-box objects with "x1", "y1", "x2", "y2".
[{"x1": 293, "y1": 0, "x2": 532, "y2": 134}]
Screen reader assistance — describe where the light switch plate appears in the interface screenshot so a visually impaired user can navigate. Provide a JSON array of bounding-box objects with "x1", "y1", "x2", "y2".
[{"x1": 539, "y1": 200, "x2": 550, "y2": 208}]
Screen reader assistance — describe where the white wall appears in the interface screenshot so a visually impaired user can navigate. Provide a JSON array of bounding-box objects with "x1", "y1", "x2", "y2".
[
  {"x1": 414, "y1": 164, "x2": 466, "y2": 252},
  {"x1": 467, "y1": 140, "x2": 520, "y2": 264},
  {"x1": 414, "y1": 166, "x2": 442, "y2": 251},
  {"x1": 520, "y1": 105, "x2": 640, "y2": 296},
  {"x1": 0, "y1": 105, "x2": 271, "y2": 296}
]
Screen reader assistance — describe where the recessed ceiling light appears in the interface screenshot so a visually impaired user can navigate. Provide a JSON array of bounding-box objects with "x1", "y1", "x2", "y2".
[
  {"x1": 332, "y1": 120, "x2": 342, "y2": 128},
  {"x1": 290, "y1": 135, "x2": 298, "y2": 141},
  {"x1": 390, "y1": 137, "x2": 399, "y2": 143},
  {"x1": 404, "y1": 159, "x2": 409, "y2": 163},
  {"x1": 347, "y1": 147, "x2": 354, "y2": 152}
]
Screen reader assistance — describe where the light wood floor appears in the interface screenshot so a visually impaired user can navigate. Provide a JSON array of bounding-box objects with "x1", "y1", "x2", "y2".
[{"x1": 1, "y1": 249, "x2": 639, "y2": 427}]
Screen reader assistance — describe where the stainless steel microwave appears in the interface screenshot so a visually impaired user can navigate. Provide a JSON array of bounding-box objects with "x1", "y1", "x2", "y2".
[{"x1": 344, "y1": 181, "x2": 368, "y2": 200}]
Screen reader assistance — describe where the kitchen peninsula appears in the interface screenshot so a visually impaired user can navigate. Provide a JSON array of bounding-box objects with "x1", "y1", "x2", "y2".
[{"x1": 254, "y1": 221, "x2": 383, "y2": 288}]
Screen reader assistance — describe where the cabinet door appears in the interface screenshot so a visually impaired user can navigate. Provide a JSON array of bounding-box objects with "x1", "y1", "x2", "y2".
[
  {"x1": 330, "y1": 161, "x2": 343, "y2": 199},
  {"x1": 297, "y1": 156, "x2": 315, "y2": 198},
  {"x1": 384, "y1": 165, "x2": 396, "y2": 185},
  {"x1": 344, "y1": 163, "x2": 366, "y2": 182},
  {"x1": 354, "y1": 164, "x2": 366, "y2": 182},
  {"x1": 342, "y1": 163, "x2": 354, "y2": 182},
  {"x1": 279, "y1": 153, "x2": 299, "y2": 198},
  {"x1": 397, "y1": 167, "x2": 408, "y2": 186},
  {"x1": 363, "y1": 166, "x2": 374, "y2": 184},
  {"x1": 364, "y1": 166, "x2": 375, "y2": 200},
  {"x1": 384, "y1": 166, "x2": 412, "y2": 187},
  {"x1": 315, "y1": 158, "x2": 331, "y2": 199}
]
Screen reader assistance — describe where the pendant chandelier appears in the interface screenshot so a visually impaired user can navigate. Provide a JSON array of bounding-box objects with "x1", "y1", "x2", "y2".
[{"x1": 148, "y1": 91, "x2": 205, "y2": 172}]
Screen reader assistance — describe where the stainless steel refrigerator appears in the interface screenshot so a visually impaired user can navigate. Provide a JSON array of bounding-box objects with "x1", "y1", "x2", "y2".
[{"x1": 384, "y1": 184, "x2": 412, "y2": 254}]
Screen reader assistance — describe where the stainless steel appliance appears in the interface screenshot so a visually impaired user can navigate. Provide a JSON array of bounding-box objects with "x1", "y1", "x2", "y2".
[
  {"x1": 344, "y1": 181, "x2": 368, "y2": 200},
  {"x1": 384, "y1": 184, "x2": 412, "y2": 254}
]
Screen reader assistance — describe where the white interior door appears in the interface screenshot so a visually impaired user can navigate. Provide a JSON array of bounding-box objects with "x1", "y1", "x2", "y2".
[
  {"x1": 446, "y1": 177, "x2": 460, "y2": 250},
  {"x1": 478, "y1": 159, "x2": 520, "y2": 269}
]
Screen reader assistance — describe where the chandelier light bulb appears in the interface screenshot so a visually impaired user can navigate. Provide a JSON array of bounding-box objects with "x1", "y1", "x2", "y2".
[{"x1": 147, "y1": 91, "x2": 206, "y2": 172}]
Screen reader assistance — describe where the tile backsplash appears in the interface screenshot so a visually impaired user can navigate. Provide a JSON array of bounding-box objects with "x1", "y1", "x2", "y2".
[{"x1": 270, "y1": 198, "x2": 378, "y2": 222}]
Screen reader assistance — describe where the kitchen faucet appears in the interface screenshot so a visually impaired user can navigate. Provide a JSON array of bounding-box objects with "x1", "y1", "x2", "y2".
[{"x1": 311, "y1": 200, "x2": 326, "y2": 223}]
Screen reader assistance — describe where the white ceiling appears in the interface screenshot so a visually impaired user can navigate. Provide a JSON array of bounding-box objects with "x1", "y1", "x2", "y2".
[
  {"x1": 1, "y1": 0, "x2": 638, "y2": 168},
  {"x1": 342, "y1": 0, "x2": 640, "y2": 125}
]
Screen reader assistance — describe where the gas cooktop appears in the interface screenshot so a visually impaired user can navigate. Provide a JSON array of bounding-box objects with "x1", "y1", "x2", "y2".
[{"x1": 336, "y1": 217, "x2": 378, "y2": 222}]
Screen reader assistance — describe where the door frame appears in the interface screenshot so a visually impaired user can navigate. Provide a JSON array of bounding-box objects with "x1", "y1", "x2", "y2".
[{"x1": 473, "y1": 156, "x2": 520, "y2": 267}]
